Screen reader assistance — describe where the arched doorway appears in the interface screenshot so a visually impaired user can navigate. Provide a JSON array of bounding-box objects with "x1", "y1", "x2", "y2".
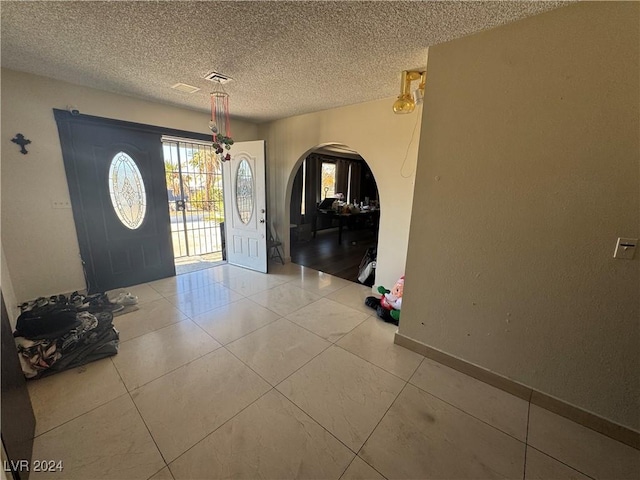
[{"x1": 288, "y1": 144, "x2": 380, "y2": 285}]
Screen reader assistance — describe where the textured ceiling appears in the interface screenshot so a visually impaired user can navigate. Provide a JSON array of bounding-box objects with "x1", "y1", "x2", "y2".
[{"x1": 1, "y1": 1, "x2": 568, "y2": 123}]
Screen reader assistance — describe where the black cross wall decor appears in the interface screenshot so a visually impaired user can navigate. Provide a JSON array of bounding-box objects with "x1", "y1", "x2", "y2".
[{"x1": 11, "y1": 133, "x2": 31, "y2": 155}]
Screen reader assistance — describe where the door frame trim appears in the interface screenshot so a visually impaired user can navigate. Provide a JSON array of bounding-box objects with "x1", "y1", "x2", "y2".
[
  {"x1": 53, "y1": 110, "x2": 212, "y2": 141},
  {"x1": 53, "y1": 109, "x2": 212, "y2": 290}
]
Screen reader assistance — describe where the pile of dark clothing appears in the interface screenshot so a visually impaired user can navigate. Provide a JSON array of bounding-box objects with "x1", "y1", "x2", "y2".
[{"x1": 14, "y1": 293, "x2": 121, "y2": 379}]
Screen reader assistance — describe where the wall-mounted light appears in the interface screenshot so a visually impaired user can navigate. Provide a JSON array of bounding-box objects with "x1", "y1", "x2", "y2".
[{"x1": 392, "y1": 70, "x2": 426, "y2": 114}]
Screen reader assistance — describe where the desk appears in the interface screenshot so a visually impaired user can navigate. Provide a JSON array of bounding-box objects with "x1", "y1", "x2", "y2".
[{"x1": 313, "y1": 209, "x2": 379, "y2": 245}]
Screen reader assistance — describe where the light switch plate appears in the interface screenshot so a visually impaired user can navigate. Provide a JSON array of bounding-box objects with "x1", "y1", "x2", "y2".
[{"x1": 613, "y1": 237, "x2": 637, "y2": 260}]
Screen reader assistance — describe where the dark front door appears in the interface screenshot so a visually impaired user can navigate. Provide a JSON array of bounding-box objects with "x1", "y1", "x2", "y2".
[{"x1": 55, "y1": 110, "x2": 176, "y2": 292}]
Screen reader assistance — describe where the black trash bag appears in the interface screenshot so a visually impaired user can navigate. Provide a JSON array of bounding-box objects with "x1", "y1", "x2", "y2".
[
  {"x1": 15, "y1": 303, "x2": 80, "y2": 340},
  {"x1": 357, "y1": 246, "x2": 377, "y2": 287}
]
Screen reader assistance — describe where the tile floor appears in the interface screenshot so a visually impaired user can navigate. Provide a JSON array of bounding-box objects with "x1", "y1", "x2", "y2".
[{"x1": 27, "y1": 262, "x2": 639, "y2": 480}]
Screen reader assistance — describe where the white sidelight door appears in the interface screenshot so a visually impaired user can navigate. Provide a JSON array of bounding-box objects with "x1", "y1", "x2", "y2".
[{"x1": 222, "y1": 140, "x2": 267, "y2": 273}]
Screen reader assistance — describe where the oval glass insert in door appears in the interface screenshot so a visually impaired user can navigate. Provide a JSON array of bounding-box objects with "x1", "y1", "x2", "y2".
[
  {"x1": 108, "y1": 151, "x2": 147, "y2": 229},
  {"x1": 235, "y1": 159, "x2": 254, "y2": 224}
]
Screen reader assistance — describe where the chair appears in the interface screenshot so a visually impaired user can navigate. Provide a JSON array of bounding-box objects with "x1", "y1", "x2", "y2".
[{"x1": 267, "y1": 225, "x2": 284, "y2": 265}]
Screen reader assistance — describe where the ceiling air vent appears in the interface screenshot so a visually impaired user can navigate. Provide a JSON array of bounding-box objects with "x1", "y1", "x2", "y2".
[
  {"x1": 171, "y1": 83, "x2": 200, "y2": 94},
  {"x1": 204, "y1": 71, "x2": 232, "y2": 84}
]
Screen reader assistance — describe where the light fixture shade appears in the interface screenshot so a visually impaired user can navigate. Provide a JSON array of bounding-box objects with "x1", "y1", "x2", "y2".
[
  {"x1": 413, "y1": 86, "x2": 424, "y2": 106},
  {"x1": 393, "y1": 94, "x2": 415, "y2": 114}
]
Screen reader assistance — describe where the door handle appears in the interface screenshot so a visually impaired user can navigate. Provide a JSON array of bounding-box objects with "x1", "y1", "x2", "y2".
[{"x1": 260, "y1": 219, "x2": 265, "y2": 223}]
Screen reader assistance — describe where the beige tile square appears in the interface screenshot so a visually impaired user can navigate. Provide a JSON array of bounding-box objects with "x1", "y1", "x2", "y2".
[
  {"x1": 290, "y1": 270, "x2": 354, "y2": 296},
  {"x1": 277, "y1": 346, "x2": 405, "y2": 451},
  {"x1": 113, "y1": 298, "x2": 187, "y2": 342},
  {"x1": 525, "y1": 447, "x2": 590, "y2": 480},
  {"x1": 341, "y1": 456, "x2": 385, "y2": 480},
  {"x1": 147, "y1": 270, "x2": 217, "y2": 297},
  {"x1": 286, "y1": 298, "x2": 368, "y2": 342},
  {"x1": 337, "y1": 316, "x2": 423, "y2": 381},
  {"x1": 108, "y1": 283, "x2": 162, "y2": 305},
  {"x1": 28, "y1": 358, "x2": 127, "y2": 436},
  {"x1": 168, "y1": 390, "x2": 353, "y2": 480},
  {"x1": 360, "y1": 384, "x2": 526, "y2": 480},
  {"x1": 191, "y1": 297, "x2": 280, "y2": 345},
  {"x1": 226, "y1": 318, "x2": 330, "y2": 385},
  {"x1": 528, "y1": 405, "x2": 640, "y2": 480},
  {"x1": 330, "y1": 282, "x2": 377, "y2": 315},
  {"x1": 409, "y1": 357, "x2": 529, "y2": 441},
  {"x1": 166, "y1": 283, "x2": 244, "y2": 317},
  {"x1": 248, "y1": 282, "x2": 322, "y2": 316},
  {"x1": 131, "y1": 349, "x2": 270, "y2": 463},
  {"x1": 219, "y1": 269, "x2": 288, "y2": 296},
  {"x1": 148, "y1": 467, "x2": 174, "y2": 480},
  {"x1": 112, "y1": 320, "x2": 220, "y2": 389},
  {"x1": 206, "y1": 263, "x2": 259, "y2": 283},
  {"x1": 31, "y1": 394, "x2": 164, "y2": 480},
  {"x1": 266, "y1": 261, "x2": 307, "y2": 282}
]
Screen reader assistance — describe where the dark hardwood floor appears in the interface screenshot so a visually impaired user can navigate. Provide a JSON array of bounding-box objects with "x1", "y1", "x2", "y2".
[{"x1": 291, "y1": 227, "x2": 377, "y2": 284}]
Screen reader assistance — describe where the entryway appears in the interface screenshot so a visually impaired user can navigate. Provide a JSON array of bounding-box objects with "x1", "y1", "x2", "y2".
[
  {"x1": 162, "y1": 137, "x2": 226, "y2": 275},
  {"x1": 289, "y1": 144, "x2": 380, "y2": 285},
  {"x1": 163, "y1": 138, "x2": 268, "y2": 275},
  {"x1": 56, "y1": 110, "x2": 270, "y2": 291}
]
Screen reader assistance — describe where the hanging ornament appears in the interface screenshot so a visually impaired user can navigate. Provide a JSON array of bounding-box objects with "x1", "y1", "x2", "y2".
[{"x1": 210, "y1": 83, "x2": 234, "y2": 162}]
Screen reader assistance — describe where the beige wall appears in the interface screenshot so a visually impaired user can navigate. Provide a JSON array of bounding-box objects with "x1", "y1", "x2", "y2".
[
  {"x1": 258, "y1": 98, "x2": 423, "y2": 289},
  {"x1": 0, "y1": 69, "x2": 258, "y2": 303},
  {"x1": 400, "y1": 2, "x2": 639, "y2": 430}
]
